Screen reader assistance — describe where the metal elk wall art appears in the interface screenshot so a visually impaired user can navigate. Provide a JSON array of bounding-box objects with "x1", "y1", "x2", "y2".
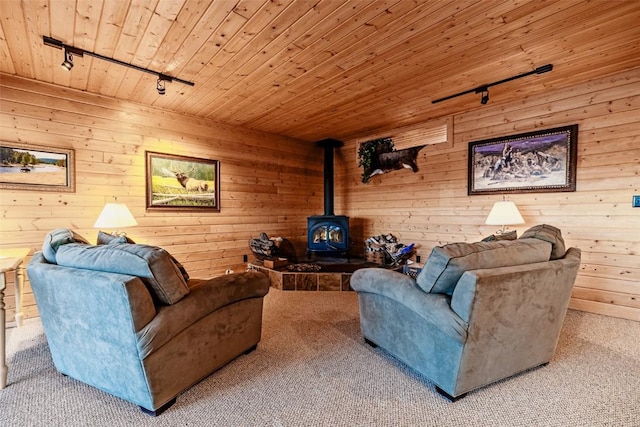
[
  {"x1": 357, "y1": 137, "x2": 426, "y2": 183},
  {"x1": 468, "y1": 124, "x2": 578, "y2": 195},
  {"x1": 145, "y1": 151, "x2": 220, "y2": 212}
]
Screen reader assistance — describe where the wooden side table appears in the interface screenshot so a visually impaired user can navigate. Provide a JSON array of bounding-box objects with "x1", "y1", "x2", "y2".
[{"x1": 0, "y1": 248, "x2": 30, "y2": 389}]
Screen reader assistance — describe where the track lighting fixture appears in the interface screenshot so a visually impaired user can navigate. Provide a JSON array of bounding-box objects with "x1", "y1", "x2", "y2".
[
  {"x1": 432, "y1": 64, "x2": 553, "y2": 104},
  {"x1": 43, "y1": 36, "x2": 194, "y2": 91},
  {"x1": 61, "y1": 49, "x2": 73, "y2": 70},
  {"x1": 480, "y1": 88, "x2": 489, "y2": 105},
  {"x1": 157, "y1": 78, "x2": 166, "y2": 95}
]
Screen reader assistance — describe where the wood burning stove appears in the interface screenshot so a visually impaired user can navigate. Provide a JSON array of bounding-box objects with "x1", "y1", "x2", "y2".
[
  {"x1": 307, "y1": 214, "x2": 349, "y2": 256},
  {"x1": 307, "y1": 139, "x2": 349, "y2": 258}
]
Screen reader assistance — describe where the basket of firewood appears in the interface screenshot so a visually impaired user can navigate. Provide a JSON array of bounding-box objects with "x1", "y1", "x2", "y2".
[
  {"x1": 365, "y1": 250, "x2": 387, "y2": 265},
  {"x1": 364, "y1": 234, "x2": 414, "y2": 266}
]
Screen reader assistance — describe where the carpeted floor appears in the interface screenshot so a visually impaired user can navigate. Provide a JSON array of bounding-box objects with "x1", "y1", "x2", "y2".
[{"x1": 2, "y1": 289, "x2": 639, "y2": 426}]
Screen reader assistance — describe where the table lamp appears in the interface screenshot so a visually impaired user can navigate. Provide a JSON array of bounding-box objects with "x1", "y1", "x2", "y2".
[
  {"x1": 485, "y1": 199, "x2": 524, "y2": 234},
  {"x1": 94, "y1": 197, "x2": 138, "y2": 236}
]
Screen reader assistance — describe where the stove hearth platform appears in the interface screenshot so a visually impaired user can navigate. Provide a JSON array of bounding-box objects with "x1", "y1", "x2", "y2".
[{"x1": 247, "y1": 258, "x2": 386, "y2": 291}]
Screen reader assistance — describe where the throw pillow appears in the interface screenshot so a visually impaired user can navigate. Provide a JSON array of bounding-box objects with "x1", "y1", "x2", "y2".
[
  {"x1": 519, "y1": 224, "x2": 566, "y2": 260},
  {"x1": 42, "y1": 228, "x2": 91, "y2": 263},
  {"x1": 169, "y1": 255, "x2": 190, "y2": 282},
  {"x1": 96, "y1": 230, "x2": 134, "y2": 245},
  {"x1": 481, "y1": 230, "x2": 517, "y2": 242},
  {"x1": 416, "y1": 238, "x2": 552, "y2": 295},
  {"x1": 55, "y1": 243, "x2": 190, "y2": 305}
]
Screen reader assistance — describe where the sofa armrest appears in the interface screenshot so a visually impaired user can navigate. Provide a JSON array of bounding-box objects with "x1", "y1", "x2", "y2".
[
  {"x1": 351, "y1": 268, "x2": 468, "y2": 342},
  {"x1": 351, "y1": 268, "x2": 418, "y2": 300},
  {"x1": 136, "y1": 270, "x2": 270, "y2": 359}
]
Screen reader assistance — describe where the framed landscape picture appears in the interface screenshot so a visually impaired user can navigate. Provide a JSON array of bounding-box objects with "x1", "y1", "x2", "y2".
[
  {"x1": 0, "y1": 142, "x2": 75, "y2": 192},
  {"x1": 145, "y1": 151, "x2": 220, "y2": 212},
  {"x1": 468, "y1": 124, "x2": 578, "y2": 195}
]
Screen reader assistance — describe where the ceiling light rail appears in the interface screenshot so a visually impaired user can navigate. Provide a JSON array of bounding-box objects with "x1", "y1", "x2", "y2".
[
  {"x1": 432, "y1": 64, "x2": 553, "y2": 105},
  {"x1": 43, "y1": 36, "x2": 195, "y2": 91}
]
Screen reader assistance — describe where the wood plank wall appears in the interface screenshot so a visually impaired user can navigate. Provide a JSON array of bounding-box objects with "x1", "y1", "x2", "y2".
[
  {"x1": 0, "y1": 74, "x2": 323, "y2": 323},
  {"x1": 336, "y1": 67, "x2": 640, "y2": 322},
  {"x1": 1, "y1": 67, "x2": 639, "y2": 324}
]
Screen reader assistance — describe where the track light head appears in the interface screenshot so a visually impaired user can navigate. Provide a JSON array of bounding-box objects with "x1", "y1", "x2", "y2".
[
  {"x1": 480, "y1": 89, "x2": 489, "y2": 104},
  {"x1": 157, "y1": 78, "x2": 166, "y2": 95},
  {"x1": 535, "y1": 64, "x2": 553, "y2": 74},
  {"x1": 61, "y1": 49, "x2": 73, "y2": 70}
]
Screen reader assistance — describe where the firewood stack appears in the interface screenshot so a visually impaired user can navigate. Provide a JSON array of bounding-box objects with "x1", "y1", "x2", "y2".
[
  {"x1": 365, "y1": 233, "x2": 415, "y2": 266},
  {"x1": 249, "y1": 232, "x2": 297, "y2": 262}
]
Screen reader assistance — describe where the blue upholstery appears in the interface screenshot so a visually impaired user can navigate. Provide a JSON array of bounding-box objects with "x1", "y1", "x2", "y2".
[
  {"x1": 351, "y1": 228, "x2": 581, "y2": 400},
  {"x1": 41, "y1": 227, "x2": 90, "y2": 263},
  {"x1": 55, "y1": 243, "x2": 190, "y2": 305},
  {"x1": 416, "y1": 238, "x2": 552, "y2": 295},
  {"x1": 520, "y1": 223, "x2": 566, "y2": 259},
  {"x1": 27, "y1": 240, "x2": 270, "y2": 414}
]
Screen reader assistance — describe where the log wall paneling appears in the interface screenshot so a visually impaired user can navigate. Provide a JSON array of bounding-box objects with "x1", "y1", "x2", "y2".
[
  {"x1": 1, "y1": 66, "x2": 639, "y2": 323},
  {"x1": 336, "y1": 67, "x2": 640, "y2": 322},
  {"x1": 0, "y1": 74, "x2": 322, "y2": 324}
]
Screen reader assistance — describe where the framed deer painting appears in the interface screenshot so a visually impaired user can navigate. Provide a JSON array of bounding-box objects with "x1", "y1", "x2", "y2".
[{"x1": 145, "y1": 151, "x2": 220, "y2": 212}]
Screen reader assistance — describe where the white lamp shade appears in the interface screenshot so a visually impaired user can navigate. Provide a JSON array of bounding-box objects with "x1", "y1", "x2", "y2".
[
  {"x1": 485, "y1": 201, "x2": 525, "y2": 226},
  {"x1": 94, "y1": 202, "x2": 138, "y2": 229}
]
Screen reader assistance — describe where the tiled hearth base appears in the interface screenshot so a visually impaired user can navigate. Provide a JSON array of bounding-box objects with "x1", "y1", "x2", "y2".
[{"x1": 247, "y1": 263, "x2": 354, "y2": 291}]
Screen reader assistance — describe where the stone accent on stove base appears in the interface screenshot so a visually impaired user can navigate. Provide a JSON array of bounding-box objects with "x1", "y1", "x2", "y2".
[{"x1": 247, "y1": 263, "x2": 354, "y2": 291}]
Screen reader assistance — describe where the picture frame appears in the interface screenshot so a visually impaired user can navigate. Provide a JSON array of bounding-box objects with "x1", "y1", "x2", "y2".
[
  {"x1": 0, "y1": 141, "x2": 75, "y2": 192},
  {"x1": 468, "y1": 124, "x2": 578, "y2": 195},
  {"x1": 145, "y1": 151, "x2": 220, "y2": 212}
]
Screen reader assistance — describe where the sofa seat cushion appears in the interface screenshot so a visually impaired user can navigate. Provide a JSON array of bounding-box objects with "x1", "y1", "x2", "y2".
[
  {"x1": 42, "y1": 228, "x2": 90, "y2": 263},
  {"x1": 136, "y1": 271, "x2": 270, "y2": 359},
  {"x1": 520, "y1": 224, "x2": 566, "y2": 260},
  {"x1": 55, "y1": 243, "x2": 189, "y2": 305},
  {"x1": 416, "y1": 238, "x2": 552, "y2": 295}
]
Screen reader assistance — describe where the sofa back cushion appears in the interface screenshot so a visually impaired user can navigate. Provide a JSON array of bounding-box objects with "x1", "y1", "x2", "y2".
[
  {"x1": 416, "y1": 238, "x2": 552, "y2": 295},
  {"x1": 96, "y1": 231, "x2": 190, "y2": 282},
  {"x1": 55, "y1": 243, "x2": 189, "y2": 305},
  {"x1": 519, "y1": 224, "x2": 566, "y2": 260}
]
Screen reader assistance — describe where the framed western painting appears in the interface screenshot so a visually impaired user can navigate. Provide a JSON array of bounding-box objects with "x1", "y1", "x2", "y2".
[
  {"x1": 468, "y1": 124, "x2": 578, "y2": 195},
  {"x1": 146, "y1": 151, "x2": 220, "y2": 212},
  {"x1": 0, "y1": 141, "x2": 75, "y2": 192}
]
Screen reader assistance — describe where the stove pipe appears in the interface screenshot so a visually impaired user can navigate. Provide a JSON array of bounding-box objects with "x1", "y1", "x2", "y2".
[{"x1": 316, "y1": 138, "x2": 344, "y2": 216}]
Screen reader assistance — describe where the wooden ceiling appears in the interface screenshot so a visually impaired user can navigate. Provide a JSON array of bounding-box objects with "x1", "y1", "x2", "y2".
[{"x1": 1, "y1": 0, "x2": 639, "y2": 142}]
